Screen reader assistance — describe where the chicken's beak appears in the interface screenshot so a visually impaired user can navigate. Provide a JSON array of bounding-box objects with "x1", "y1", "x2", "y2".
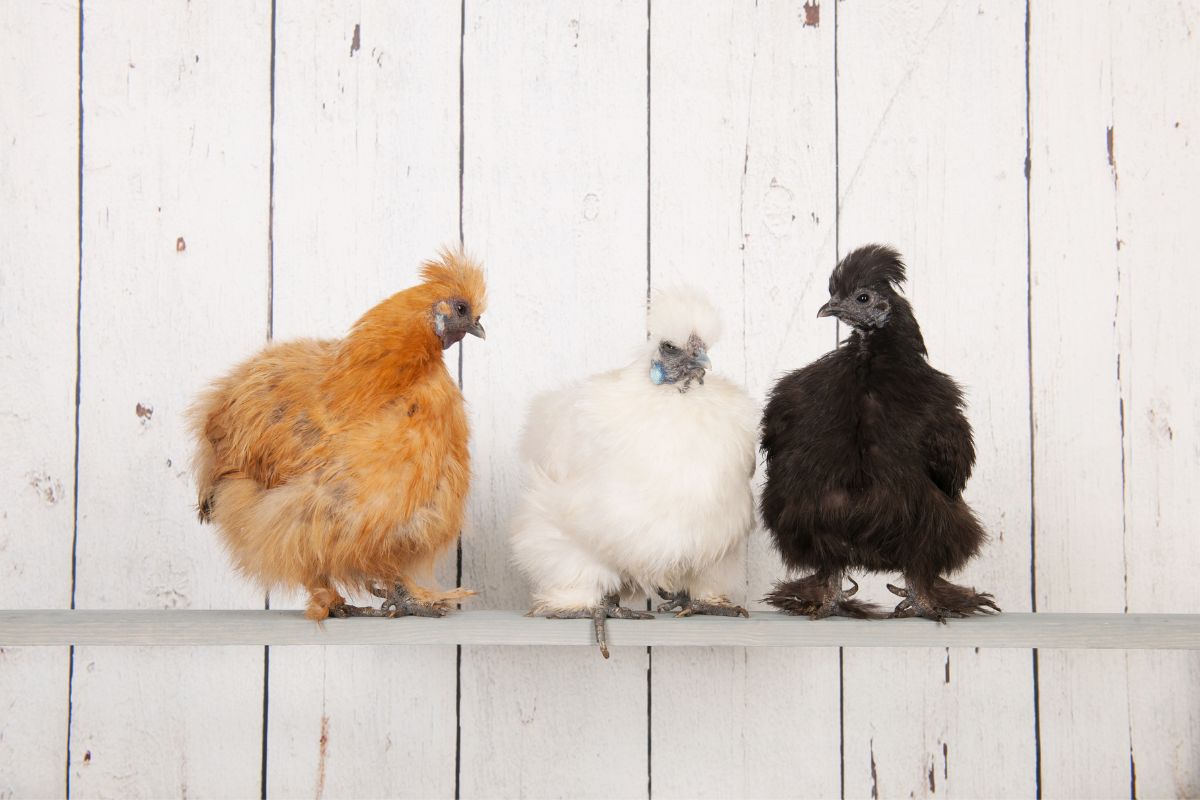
[
  {"x1": 817, "y1": 300, "x2": 839, "y2": 319},
  {"x1": 690, "y1": 351, "x2": 712, "y2": 371},
  {"x1": 467, "y1": 319, "x2": 486, "y2": 340}
]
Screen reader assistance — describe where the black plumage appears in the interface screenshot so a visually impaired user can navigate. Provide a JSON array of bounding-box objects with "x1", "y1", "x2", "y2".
[{"x1": 760, "y1": 245, "x2": 999, "y2": 621}]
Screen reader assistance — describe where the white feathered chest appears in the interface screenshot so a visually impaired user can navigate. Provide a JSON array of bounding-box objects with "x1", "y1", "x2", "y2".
[{"x1": 523, "y1": 363, "x2": 759, "y2": 583}]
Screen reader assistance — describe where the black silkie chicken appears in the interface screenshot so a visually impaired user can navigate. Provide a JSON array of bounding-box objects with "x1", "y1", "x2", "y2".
[{"x1": 760, "y1": 245, "x2": 999, "y2": 622}]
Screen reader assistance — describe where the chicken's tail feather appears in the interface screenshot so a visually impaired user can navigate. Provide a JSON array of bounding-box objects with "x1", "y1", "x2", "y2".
[{"x1": 197, "y1": 489, "x2": 215, "y2": 523}]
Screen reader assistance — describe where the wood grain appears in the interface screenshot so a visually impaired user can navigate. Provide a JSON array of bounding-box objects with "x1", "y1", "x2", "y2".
[
  {"x1": 0, "y1": 1, "x2": 79, "y2": 796},
  {"x1": 68, "y1": 3, "x2": 272, "y2": 796},
  {"x1": 266, "y1": 4, "x2": 462, "y2": 797},
  {"x1": 1112, "y1": 2, "x2": 1200, "y2": 796},
  {"x1": 458, "y1": 3, "x2": 650, "y2": 797}
]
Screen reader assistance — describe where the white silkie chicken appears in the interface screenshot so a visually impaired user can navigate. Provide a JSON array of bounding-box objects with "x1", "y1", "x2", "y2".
[{"x1": 511, "y1": 288, "x2": 758, "y2": 657}]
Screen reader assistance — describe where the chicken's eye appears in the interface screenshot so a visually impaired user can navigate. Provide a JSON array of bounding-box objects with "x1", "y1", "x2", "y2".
[
  {"x1": 455, "y1": 302, "x2": 468, "y2": 316},
  {"x1": 660, "y1": 342, "x2": 680, "y2": 355},
  {"x1": 855, "y1": 293, "x2": 870, "y2": 304}
]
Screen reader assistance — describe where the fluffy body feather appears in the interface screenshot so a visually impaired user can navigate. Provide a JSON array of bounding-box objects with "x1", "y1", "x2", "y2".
[
  {"x1": 761, "y1": 245, "x2": 997, "y2": 620},
  {"x1": 511, "y1": 289, "x2": 757, "y2": 614},
  {"x1": 189, "y1": 249, "x2": 487, "y2": 620}
]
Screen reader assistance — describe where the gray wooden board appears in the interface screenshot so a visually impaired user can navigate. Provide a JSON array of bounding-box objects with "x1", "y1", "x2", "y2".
[{"x1": 3, "y1": 610, "x2": 1198, "y2": 649}]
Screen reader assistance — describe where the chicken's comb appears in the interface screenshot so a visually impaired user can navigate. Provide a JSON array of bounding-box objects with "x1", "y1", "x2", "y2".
[
  {"x1": 829, "y1": 244, "x2": 907, "y2": 295},
  {"x1": 420, "y1": 247, "x2": 488, "y2": 314}
]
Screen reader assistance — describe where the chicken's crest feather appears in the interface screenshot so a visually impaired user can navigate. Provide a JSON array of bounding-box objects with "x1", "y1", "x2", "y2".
[
  {"x1": 420, "y1": 247, "x2": 488, "y2": 315},
  {"x1": 647, "y1": 287, "x2": 721, "y2": 348},
  {"x1": 830, "y1": 244, "x2": 907, "y2": 296}
]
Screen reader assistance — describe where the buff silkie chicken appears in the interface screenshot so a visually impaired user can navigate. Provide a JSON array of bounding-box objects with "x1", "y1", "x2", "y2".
[
  {"x1": 189, "y1": 249, "x2": 486, "y2": 621},
  {"x1": 511, "y1": 288, "x2": 757, "y2": 657}
]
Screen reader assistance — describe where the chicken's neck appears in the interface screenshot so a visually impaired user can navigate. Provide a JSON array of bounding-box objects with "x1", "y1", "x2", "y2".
[
  {"x1": 324, "y1": 320, "x2": 446, "y2": 417},
  {"x1": 847, "y1": 307, "x2": 928, "y2": 368}
]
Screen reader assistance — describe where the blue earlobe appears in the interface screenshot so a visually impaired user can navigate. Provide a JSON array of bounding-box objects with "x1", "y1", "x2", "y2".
[
  {"x1": 650, "y1": 361, "x2": 666, "y2": 385},
  {"x1": 434, "y1": 314, "x2": 446, "y2": 335}
]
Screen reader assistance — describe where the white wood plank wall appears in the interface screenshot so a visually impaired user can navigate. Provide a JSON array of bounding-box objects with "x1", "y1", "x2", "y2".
[
  {"x1": 1, "y1": 1, "x2": 1197, "y2": 798},
  {"x1": 0, "y1": 3, "x2": 78, "y2": 797},
  {"x1": 68, "y1": 4, "x2": 272, "y2": 797}
]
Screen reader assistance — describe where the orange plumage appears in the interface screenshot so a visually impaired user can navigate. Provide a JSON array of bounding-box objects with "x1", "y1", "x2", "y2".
[{"x1": 189, "y1": 249, "x2": 487, "y2": 620}]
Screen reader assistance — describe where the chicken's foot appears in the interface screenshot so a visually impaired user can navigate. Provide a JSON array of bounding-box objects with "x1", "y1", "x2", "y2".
[
  {"x1": 545, "y1": 593, "x2": 653, "y2": 659},
  {"x1": 764, "y1": 572, "x2": 885, "y2": 619},
  {"x1": 656, "y1": 590, "x2": 749, "y2": 618},
  {"x1": 887, "y1": 577, "x2": 1000, "y2": 623},
  {"x1": 370, "y1": 584, "x2": 453, "y2": 618}
]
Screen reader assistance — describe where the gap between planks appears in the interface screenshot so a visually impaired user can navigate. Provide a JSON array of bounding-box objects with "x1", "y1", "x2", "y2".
[{"x1": 2, "y1": 610, "x2": 1197, "y2": 649}]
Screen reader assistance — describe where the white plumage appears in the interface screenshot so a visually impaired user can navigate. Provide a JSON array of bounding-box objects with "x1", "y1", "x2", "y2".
[
  {"x1": 511, "y1": 288, "x2": 759, "y2": 621},
  {"x1": 646, "y1": 286, "x2": 723, "y2": 356}
]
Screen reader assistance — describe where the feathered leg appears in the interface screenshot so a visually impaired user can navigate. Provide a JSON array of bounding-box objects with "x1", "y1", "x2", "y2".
[
  {"x1": 514, "y1": 513, "x2": 649, "y2": 656},
  {"x1": 764, "y1": 571, "x2": 885, "y2": 619},
  {"x1": 307, "y1": 581, "x2": 381, "y2": 620},
  {"x1": 659, "y1": 548, "x2": 749, "y2": 617},
  {"x1": 887, "y1": 575, "x2": 1000, "y2": 623},
  {"x1": 401, "y1": 554, "x2": 476, "y2": 606},
  {"x1": 544, "y1": 593, "x2": 653, "y2": 659},
  {"x1": 888, "y1": 491, "x2": 997, "y2": 622}
]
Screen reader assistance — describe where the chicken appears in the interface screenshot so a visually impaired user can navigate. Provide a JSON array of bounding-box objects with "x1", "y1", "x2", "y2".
[
  {"x1": 511, "y1": 288, "x2": 756, "y2": 657},
  {"x1": 760, "y1": 245, "x2": 999, "y2": 622},
  {"x1": 189, "y1": 249, "x2": 487, "y2": 621}
]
